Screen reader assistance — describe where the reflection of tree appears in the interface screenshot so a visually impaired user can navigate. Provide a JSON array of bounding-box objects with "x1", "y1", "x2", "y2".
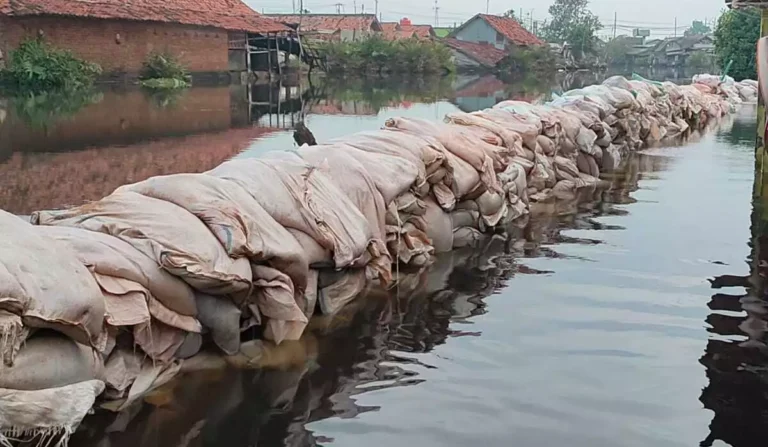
[{"x1": 9, "y1": 89, "x2": 103, "y2": 129}]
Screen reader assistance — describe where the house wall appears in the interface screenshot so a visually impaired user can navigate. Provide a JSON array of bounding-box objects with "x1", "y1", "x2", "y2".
[
  {"x1": 1, "y1": 15, "x2": 230, "y2": 73},
  {"x1": 454, "y1": 18, "x2": 504, "y2": 50},
  {"x1": 449, "y1": 49, "x2": 483, "y2": 70}
]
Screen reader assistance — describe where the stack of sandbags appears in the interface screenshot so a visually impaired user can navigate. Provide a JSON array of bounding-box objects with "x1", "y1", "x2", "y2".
[{"x1": 0, "y1": 211, "x2": 107, "y2": 444}]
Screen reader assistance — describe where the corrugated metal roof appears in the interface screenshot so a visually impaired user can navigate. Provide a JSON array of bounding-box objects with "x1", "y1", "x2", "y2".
[
  {"x1": 0, "y1": 0, "x2": 290, "y2": 33},
  {"x1": 267, "y1": 14, "x2": 381, "y2": 32}
]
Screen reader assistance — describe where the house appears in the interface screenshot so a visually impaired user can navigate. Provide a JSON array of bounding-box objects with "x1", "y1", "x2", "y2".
[
  {"x1": 0, "y1": 0, "x2": 290, "y2": 77},
  {"x1": 627, "y1": 35, "x2": 715, "y2": 67},
  {"x1": 448, "y1": 13, "x2": 543, "y2": 50},
  {"x1": 397, "y1": 18, "x2": 435, "y2": 39},
  {"x1": 267, "y1": 14, "x2": 381, "y2": 42},
  {"x1": 442, "y1": 38, "x2": 507, "y2": 71},
  {"x1": 380, "y1": 22, "x2": 417, "y2": 40}
]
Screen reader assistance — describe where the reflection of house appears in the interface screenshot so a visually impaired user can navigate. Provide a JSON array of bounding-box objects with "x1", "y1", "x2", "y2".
[
  {"x1": 442, "y1": 38, "x2": 507, "y2": 71},
  {"x1": 267, "y1": 14, "x2": 381, "y2": 42},
  {"x1": 448, "y1": 13, "x2": 543, "y2": 50},
  {"x1": 0, "y1": 0, "x2": 289, "y2": 76}
]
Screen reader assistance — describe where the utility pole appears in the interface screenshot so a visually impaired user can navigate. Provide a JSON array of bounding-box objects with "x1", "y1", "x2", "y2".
[
  {"x1": 375, "y1": 0, "x2": 378, "y2": 17},
  {"x1": 434, "y1": 0, "x2": 439, "y2": 27},
  {"x1": 674, "y1": 17, "x2": 677, "y2": 37},
  {"x1": 362, "y1": 4, "x2": 365, "y2": 14},
  {"x1": 353, "y1": 0, "x2": 357, "y2": 14},
  {"x1": 300, "y1": 0, "x2": 304, "y2": 15},
  {"x1": 486, "y1": 0, "x2": 489, "y2": 14},
  {"x1": 292, "y1": 0, "x2": 296, "y2": 13},
  {"x1": 335, "y1": 2, "x2": 342, "y2": 13},
  {"x1": 613, "y1": 12, "x2": 617, "y2": 39}
]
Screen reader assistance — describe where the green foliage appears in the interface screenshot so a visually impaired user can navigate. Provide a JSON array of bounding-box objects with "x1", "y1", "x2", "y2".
[
  {"x1": 686, "y1": 51, "x2": 714, "y2": 69},
  {"x1": 140, "y1": 78, "x2": 190, "y2": 89},
  {"x1": 10, "y1": 89, "x2": 103, "y2": 128},
  {"x1": 685, "y1": 20, "x2": 711, "y2": 37},
  {"x1": 318, "y1": 36, "x2": 454, "y2": 74},
  {"x1": 603, "y1": 37, "x2": 634, "y2": 64},
  {"x1": 140, "y1": 52, "x2": 191, "y2": 86},
  {"x1": 0, "y1": 39, "x2": 102, "y2": 93},
  {"x1": 714, "y1": 8, "x2": 760, "y2": 81},
  {"x1": 317, "y1": 75, "x2": 455, "y2": 111},
  {"x1": 541, "y1": 0, "x2": 602, "y2": 57},
  {"x1": 498, "y1": 45, "x2": 557, "y2": 76}
]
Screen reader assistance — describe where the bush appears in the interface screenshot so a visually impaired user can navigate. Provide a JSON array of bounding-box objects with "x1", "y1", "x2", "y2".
[
  {"x1": 140, "y1": 52, "x2": 191, "y2": 86},
  {"x1": 686, "y1": 51, "x2": 714, "y2": 69},
  {"x1": 318, "y1": 37, "x2": 454, "y2": 74},
  {"x1": 714, "y1": 8, "x2": 760, "y2": 81},
  {"x1": 498, "y1": 45, "x2": 557, "y2": 77},
  {"x1": 0, "y1": 39, "x2": 102, "y2": 92}
]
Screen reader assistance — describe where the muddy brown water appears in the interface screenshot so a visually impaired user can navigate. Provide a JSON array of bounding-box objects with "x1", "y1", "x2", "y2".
[{"x1": 0, "y1": 76, "x2": 765, "y2": 447}]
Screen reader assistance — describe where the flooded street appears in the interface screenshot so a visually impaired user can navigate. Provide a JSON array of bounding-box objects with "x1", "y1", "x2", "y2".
[{"x1": 1, "y1": 75, "x2": 765, "y2": 447}]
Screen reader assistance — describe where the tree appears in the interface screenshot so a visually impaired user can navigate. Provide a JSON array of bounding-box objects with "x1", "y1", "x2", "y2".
[
  {"x1": 541, "y1": 0, "x2": 602, "y2": 57},
  {"x1": 685, "y1": 20, "x2": 711, "y2": 37},
  {"x1": 603, "y1": 36, "x2": 634, "y2": 65},
  {"x1": 503, "y1": 10, "x2": 519, "y2": 21},
  {"x1": 714, "y1": 8, "x2": 760, "y2": 81}
]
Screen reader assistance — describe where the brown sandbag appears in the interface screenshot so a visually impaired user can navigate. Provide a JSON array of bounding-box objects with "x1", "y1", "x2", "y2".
[
  {"x1": 423, "y1": 198, "x2": 454, "y2": 253},
  {"x1": 33, "y1": 191, "x2": 253, "y2": 302},
  {"x1": 195, "y1": 292, "x2": 241, "y2": 356},
  {"x1": 317, "y1": 269, "x2": 369, "y2": 316},
  {"x1": 37, "y1": 226, "x2": 198, "y2": 317},
  {"x1": 537, "y1": 135, "x2": 557, "y2": 157},
  {"x1": 115, "y1": 173, "x2": 310, "y2": 295},
  {"x1": 445, "y1": 111, "x2": 525, "y2": 156},
  {"x1": 254, "y1": 265, "x2": 309, "y2": 344},
  {"x1": 0, "y1": 211, "x2": 105, "y2": 364},
  {"x1": 0, "y1": 334, "x2": 104, "y2": 391}
]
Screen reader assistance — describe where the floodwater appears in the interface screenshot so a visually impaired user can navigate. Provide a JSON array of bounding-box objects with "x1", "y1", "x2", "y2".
[{"x1": 1, "y1": 74, "x2": 766, "y2": 447}]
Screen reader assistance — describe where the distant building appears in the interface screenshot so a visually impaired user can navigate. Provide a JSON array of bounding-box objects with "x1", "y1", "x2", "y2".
[
  {"x1": 379, "y1": 18, "x2": 434, "y2": 40},
  {"x1": 0, "y1": 0, "x2": 289, "y2": 77},
  {"x1": 267, "y1": 14, "x2": 381, "y2": 42},
  {"x1": 448, "y1": 13, "x2": 544, "y2": 50},
  {"x1": 627, "y1": 34, "x2": 715, "y2": 67}
]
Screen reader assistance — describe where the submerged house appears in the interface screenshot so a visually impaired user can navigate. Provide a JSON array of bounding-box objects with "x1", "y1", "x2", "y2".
[
  {"x1": 380, "y1": 18, "x2": 434, "y2": 40},
  {"x1": 0, "y1": 0, "x2": 290, "y2": 79},
  {"x1": 267, "y1": 14, "x2": 382, "y2": 42},
  {"x1": 448, "y1": 14, "x2": 543, "y2": 50}
]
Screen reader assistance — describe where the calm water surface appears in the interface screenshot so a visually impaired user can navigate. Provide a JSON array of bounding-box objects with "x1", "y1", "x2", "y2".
[{"x1": 0, "y1": 75, "x2": 765, "y2": 447}]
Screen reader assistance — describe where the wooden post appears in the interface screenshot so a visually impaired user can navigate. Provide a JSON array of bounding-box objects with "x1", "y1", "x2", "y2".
[
  {"x1": 267, "y1": 33, "x2": 273, "y2": 80},
  {"x1": 277, "y1": 33, "x2": 283, "y2": 79}
]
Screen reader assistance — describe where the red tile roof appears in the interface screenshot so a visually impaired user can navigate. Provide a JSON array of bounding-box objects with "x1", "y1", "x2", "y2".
[
  {"x1": 477, "y1": 14, "x2": 543, "y2": 46},
  {"x1": 380, "y1": 22, "x2": 398, "y2": 32},
  {"x1": 442, "y1": 38, "x2": 507, "y2": 67},
  {"x1": 267, "y1": 14, "x2": 381, "y2": 32},
  {"x1": 398, "y1": 24, "x2": 434, "y2": 38},
  {"x1": 1, "y1": 0, "x2": 290, "y2": 34},
  {"x1": 383, "y1": 29, "x2": 416, "y2": 40}
]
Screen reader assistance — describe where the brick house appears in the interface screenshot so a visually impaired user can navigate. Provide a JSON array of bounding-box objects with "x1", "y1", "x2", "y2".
[
  {"x1": 449, "y1": 14, "x2": 543, "y2": 50},
  {"x1": 0, "y1": 0, "x2": 289, "y2": 77},
  {"x1": 380, "y1": 18, "x2": 435, "y2": 40}
]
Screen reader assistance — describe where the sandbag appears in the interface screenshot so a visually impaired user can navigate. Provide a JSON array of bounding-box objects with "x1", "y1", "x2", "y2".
[
  {"x1": 195, "y1": 293, "x2": 241, "y2": 355},
  {"x1": 33, "y1": 192, "x2": 253, "y2": 301},
  {"x1": 115, "y1": 174, "x2": 310, "y2": 295},
  {"x1": 0, "y1": 334, "x2": 104, "y2": 391},
  {"x1": 0, "y1": 211, "x2": 105, "y2": 363},
  {"x1": 317, "y1": 269, "x2": 369, "y2": 316},
  {"x1": 134, "y1": 320, "x2": 186, "y2": 363},
  {"x1": 254, "y1": 265, "x2": 309, "y2": 344},
  {"x1": 0, "y1": 380, "x2": 105, "y2": 446},
  {"x1": 37, "y1": 226, "x2": 198, "y2": 317},
  {"x1": 423, "y1": 198, "x2": 454, "y2": 253},
  {"x1": 445, "y1": 112, "x2": 525, "y2": 156}
]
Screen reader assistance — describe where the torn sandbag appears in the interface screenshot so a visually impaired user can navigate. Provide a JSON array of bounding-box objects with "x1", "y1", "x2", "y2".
[
  {"x1": 0, "y1": 380, "x2": 105, "y2": 446},
  {"x1": 33, "y1": 192, "x2": 253, "y2": 302},
  {"x1": 0, "y1": 211, "x2": 105, "y2": 363}
]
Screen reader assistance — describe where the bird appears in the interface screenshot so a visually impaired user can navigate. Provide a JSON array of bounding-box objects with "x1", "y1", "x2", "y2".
[{"x1": 293, "y1": 122, "x2": 317, "y2": 147}]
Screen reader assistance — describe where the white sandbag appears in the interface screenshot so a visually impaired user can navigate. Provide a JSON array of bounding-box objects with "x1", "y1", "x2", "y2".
[
  {"x1": 0, "y1": 380, "x2": 105, "y2": 446},
  {"x1": 298, "y1": 144, "x2": 421, "y2": 204},
  {"x1": 445, "y1": 112, "x2": 526, "y2": 157},
  {"x1": 423, "y1": 198, "x2": 454, "y2": 253},
  {"x1": 36, "y1": 226, "x2": 198, "y2": 317},
  {"x1": 33, "y1": 192, "x2": 253, "y2": 301},
  {"x1": 0, "y1": 211, "x2": 105, "y2": 363},
  {"x1": 317, "y1": 269, "x2": 369, "y2": 316},
  {"x1": 116, "y1": 174, "x2": 310, "y2": 297},
  {"x1": 209, "y1": 158, "x2": 384, "y2": 274},
  {"x1": 0, "y1": 334, "x2": 104, "y2": 391},
  {"x1": 254, "y1": 265, "x2": 309, "y2": 345}
]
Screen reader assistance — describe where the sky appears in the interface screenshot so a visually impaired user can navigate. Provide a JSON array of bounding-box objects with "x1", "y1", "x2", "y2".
[{"x1": 247, "y1": 0, "x2": 727, "y2": 38}]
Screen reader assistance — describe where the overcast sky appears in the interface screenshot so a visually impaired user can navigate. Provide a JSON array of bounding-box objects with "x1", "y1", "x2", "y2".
[{"x1": 249, "y1": 0, "x2": 727, "y2": 38}]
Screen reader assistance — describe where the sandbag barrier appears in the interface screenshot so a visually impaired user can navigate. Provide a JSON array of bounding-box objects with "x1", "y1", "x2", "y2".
[{"x1": 0, "y1": 74, "x2": 757, "y2": 445}]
